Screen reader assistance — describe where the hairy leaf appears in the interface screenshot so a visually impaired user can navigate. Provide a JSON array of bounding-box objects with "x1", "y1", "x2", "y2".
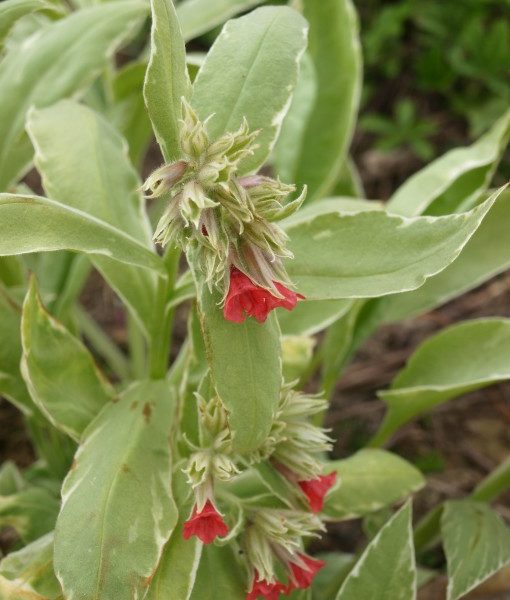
[
  {"x1": 55, "y1": 380, "x2": 177, "y2": 600},
  {"x1": 192, "y1": 6, "x2": 308, "y2": 174}
]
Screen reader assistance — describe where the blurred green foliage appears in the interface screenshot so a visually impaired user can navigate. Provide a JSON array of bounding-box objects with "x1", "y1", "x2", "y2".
[{"x1": 358, "y1": 0, "x2": 510, "y2": 156}]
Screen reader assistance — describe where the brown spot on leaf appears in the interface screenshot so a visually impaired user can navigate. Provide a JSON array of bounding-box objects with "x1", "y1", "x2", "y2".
[
  {"x1": 143, "y1": 402, "x2": 152, "y2": 423},
  {"x1": 130, "y1": 400, "x2": 138, "y2": 410}
]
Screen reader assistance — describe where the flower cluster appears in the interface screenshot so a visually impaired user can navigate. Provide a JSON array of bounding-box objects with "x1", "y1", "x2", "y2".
[
  {"x1": 143, "y1": 99, "x2": 305, "y2": 323},
  {"x1": 182, "y1": 395, "x2": 238, "y2": 544},
  {"x1": 257, "y1": 384, "x2": 338, "y2": 514},
  {"x1": 244, "y1": 508, "x2": 326, "y2": 598}
]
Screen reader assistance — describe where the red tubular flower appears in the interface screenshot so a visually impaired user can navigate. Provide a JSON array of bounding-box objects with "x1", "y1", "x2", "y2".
[
  {"x1": 224, "y1": 267, "x2": 304, "y2": 323},
  {"x1": 298, "y1": 472, "x2": 337, "y2": 513},
  {"x1": 247, "y1": 576, "x2": 286, "y2": 600},
  {"x1": 183, "y1": 500, "x2": 229, "y2": 544},
  {"x1": 286, "y1": 554, "x2": 325, "y2": 592}
]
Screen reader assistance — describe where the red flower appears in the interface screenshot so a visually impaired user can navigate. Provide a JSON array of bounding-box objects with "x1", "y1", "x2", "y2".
[
  {"x1": 183, "y1": 500, "x2": 229, "y2": 544},
  {"x1": 247, "y1": 576, "x2": 286, "y2": 600},
  {"x1": 224, "y1": 268, "x2": 304, "y2": 323},
  {"x1": 286, "y1": 554, "x2": 325, "y2": 592},
  {"x1": 298, "y1": 472, "x2": 337, "y2": 513}
]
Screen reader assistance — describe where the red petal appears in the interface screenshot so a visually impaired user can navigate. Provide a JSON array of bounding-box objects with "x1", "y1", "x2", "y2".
[
  {"x1": 286, "y1": 554, "x2": 325, "y2": 591},
  {"x1": 246, "y1": 576, "x2": 286, "y2": 600},
  {"x1": 298, "y1": 472, "x2": 337, "y2": 513},
  {"x1": 182, "y1": 500, "x2": 229, "y2": 544},
  {"x1": 224, "y1": 267, "x2": 304, "y2": 324}
]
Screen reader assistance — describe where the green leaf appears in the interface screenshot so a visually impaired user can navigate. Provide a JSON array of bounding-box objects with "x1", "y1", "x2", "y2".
[
  {"x1": 324, "y1": 450, "x2": 424, "y2": 520},
  {"x1": 285, "y1": 192, "x2": 497, "y2": 300},
  {"x1": 336, "y1": 502, "x2": 416, "y2": 600},
  {"x1": 176, "y1": 0, "x2": 265, "y2": 41},
  {"x1": 0, "y1": 0, "x2": 63, "y2": 47},
  {"x1": 293, "y1": 0, "x2": 362, "y2": 200},
  {"x1": 192, "y1": 6, "x2": 308, "y2": 174},
  {"x1": 21, "y1": 278, "x2": 115, "y2": 441},
  {"x1": 0, "y1": 0, "x2": 147, "y2": 190},
  {"x1": 0, "y1": 193, "x2": 165, "y2": 273},
  {"x1": 379, "y1": 189, "x2": 510, "y2": 321},
  {"x1": 145, "y1": 0, "x2": 191, "y2": 161},
  {"x1": 54, "y1": 380, "x2": 178, "y2": 600},
  {"x1": 198, "y1": 286, "x2": 281, "y2": 454},
  {"x1": 372, "y1": 318, "x2": 510, "y2": 447},
  {"x1": 277, "y1": 299, "x2": 353, "y2": 336},
  {"x1": 0, "y1": 461, "x2": 25, "y2": 495},
  {"x1": 0, "y1": 256, "x2": 25, "y2": 287},
  {"x1": 387, "y1": 109, "x2": 510, "y2": 217},
  {"x1": 190, "y1": 544, "x2": 246, "y2": 599},
  {"x1": 0, "y1": 487, "x2": 59, "y2": 544},
  {"x1": 27, "y1": 100, "x2": 159, "y2": 338},
  {"x1": 442, "y1": 500, "x2": 510, "y2": 600},
  {"x1": 0, "y1": 532, "x2": 61, "y2": 600}
]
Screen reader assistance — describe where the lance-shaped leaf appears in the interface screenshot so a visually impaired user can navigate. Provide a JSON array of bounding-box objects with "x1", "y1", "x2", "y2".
[
  {"x1": 324, "y1": 450, "x2": 424, "y2": 521},
  {"x1": 0, "y1": 532, "x2": 61, "y2": 600},
  {"x1": 190, "y1": 544, "x2": 246, "y2": 599},
  {"x1": 0, "y1": 0, "x2": 64, "y2": 47},
  {"x1": 0, "y1": 285, "x2": 33, "y2": 413},
  {"x1": 0, "y1": 193, "x2": 165, "y2": 273},
  {"x1": 284, "y1": 192, "x2": 497, "y2": 300},
  {"x1": 292, "y1": 0, "x2": 362, "y2": 200},
  {"x1": 54, "y1": 380, "x2": 178, "y2": 600},
  {"x1": 380, "y1": 189, "x2": 510, "y2": 321},
  {"x1": 145, "y1": 0, "x2": 191, "y2": 162},
  {"x1": 192, "y1": 6, "x2": 308, "y2": 174},
  {"x1": 0, "y1": 487, "x2": 59, "y2": 544},
  {"x1": 198, "y1": 286, "x2": 281, "y2": 454},
  {"x1": 177, "y1": 0, "x2": 265, "y2": 41},
  {"x1": 0, "y1": 0, "x2": 147, "y2": 190},
  {"x1": 27, "y1": 101, "x2": 159, "y2": 338},
  {"x1": 443, "y1": 500, "x2": 510, "y2": 600},
  {"x1": 387, "y1": 109, "x2": 510, "y2": 217},
  {"x1": 336, "y1": 502, "x2": 416, "y2": 600},
  {"x1": 21, "y1": 278, "x2": 115, "y2": 441},
  {"x1": 372, "y1": 318, "x2": 510, "y2": 447}
]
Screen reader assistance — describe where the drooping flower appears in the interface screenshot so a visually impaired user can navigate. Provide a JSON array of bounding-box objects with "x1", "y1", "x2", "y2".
[
  {"x1": 298, "y1": 472, "x2": 337, "y2": 513},
  {"x1": 183, "y1": 499, "x2": 229, "y2": 544},
  {"x1": 286, "y1": 554, "x2": 325, "y2": 592},
  {"x1": 224, "y1": 267, "x2": 304, "y2": 323},
  {"x1": 246, "y1": 575, "x2": 286, "y2": 600}
]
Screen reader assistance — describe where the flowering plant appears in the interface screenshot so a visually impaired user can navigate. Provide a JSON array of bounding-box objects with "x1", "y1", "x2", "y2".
[{"x1": 0, "y1": 1, "x2": 510, "y2": 599}]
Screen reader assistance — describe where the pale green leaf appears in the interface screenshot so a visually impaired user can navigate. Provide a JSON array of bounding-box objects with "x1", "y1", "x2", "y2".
[
  {"x1": 285, "y1": 193, "x2": 496, "y2": 300},
  {"x1": 190, "y1": 544, "x2": 246, "y2": 599},
  {"x1": 443, "y1": 500, "x2": 510, "y2": 600},
  {"x1": 0, "y1": 0, "x2": 63, "y2": 47},
  {"x1": 324, "y1": 450, "x2": 424, "y2": 521},
  {"x1": 0, "y1": 462, "x2": 25, "y2": 495},
  {"x1": 281, "y1": 197, "x2": 382, "y2": 228},
  {"x1": 0, "y1": 1, "x2": 147, "y2": 190},
  {"x1": 294, "y1": 0, "x2": 362, "y2": 200},
  {"x1": 372, "y1": 318, "x2": 510, "y2": 447},
  {"x1": 21, "y1": 278, "x2": 115, "y2": 441},
  {"x1": 198, "y1": 286, "x2": 281, "y2": 454},
  {"x1": 0, "y1": 194, "x2": 165, "y2": 273},
  {"x1": 145, "y1": 0, "x2": 191, "y2": 161},
  {"x1": 336, "y1": 502, "x2": 416, "y2": 600},
  {"x1": 277, "y1": 298, "x2": 353, "y2": 337},
  {"x1": 0, "y1": 532, "x2": 61, "y2": 600},
  {"x1": 379, "y1": 189, "x2": 510, "y2": 321},
  {"x1": 0, "y1": 487, "x2": 59, "y2": 544},
  {"x1": 54, "y1": 380, "x2": 178, "y2": 600},
  {"x1": 27, "y1": 100, "x2": 159, "y2": 337},
  {"x1": 177, "y1": 0, "x2": 264, "y2": 41},
  {"x1": 387, "y1": 110, "x2": 510, "y2": 217},
  {"x1": 192, "y1": 6, "x2": 308, "y2": 174}
]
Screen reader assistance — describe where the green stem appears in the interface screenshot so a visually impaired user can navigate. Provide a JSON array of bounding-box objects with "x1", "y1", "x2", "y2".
[
  {"x1": 75, "y1": 306, "x2": 131, "y2": 381},
  {"x1": 127, "y1": 313, "x2": 147, "y2": 379},
  {"x1": 472, "y1": 455, "x2": 510, "y2": 502},
  {"x1": 415, "y1": 454, "x2": 510, "y2": 554},
  {"x1": 148, "y1": 248, "x2": 180, "y2": 379}
]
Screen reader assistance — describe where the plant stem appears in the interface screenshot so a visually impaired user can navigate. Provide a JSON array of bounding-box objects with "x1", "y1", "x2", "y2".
[
  {"x1": 75, "y1": 306, "x2": 131, "y2": 381},
  {"x1": 127, "y1": 313, "x2": 147, "y2": 379}
]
